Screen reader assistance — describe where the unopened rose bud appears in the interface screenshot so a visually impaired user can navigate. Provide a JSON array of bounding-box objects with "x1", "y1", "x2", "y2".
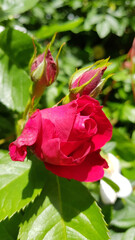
[
  {"x1": 123, "y1": 38, "x2": 135, "y2": 71},
  {"x1": 30, "y1": 49, "x2": 58, "y2": 99},
  {"x1": 62, "y1": 58, "x2": 111, "y2": 104},
  {"x1": 69, "y1": 67, "x2": 107, "y2": 97},
  {"x1": 31, "y1": 50, "x2": 57, "y2": 85}
]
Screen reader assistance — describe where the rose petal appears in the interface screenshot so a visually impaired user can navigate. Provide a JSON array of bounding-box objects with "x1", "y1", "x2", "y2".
[
  {"x1": 17, "y1": 110, "x2": 41, "y2": 147},
  {"x1": 33, "y1": 118, "x2": 57, "y2": 160},
  {"x1": 40, "y1": 101, "x2": 77, "y2": 141},
  {"x1": 91, "y1": 110, "x2": 112, "y2": 151},
  {"x1": 68, "y1": 113, "x2": 90, "y2": 140},
  {"x1": 9, "y1": 110, "x2": 41, "y2": 162},
  {"x1": 45, "y1": 151, "x2": 108, "y2": 182},
  {"x1": 42, "y1": 139, "x2": 91, "y2": 166},
  {"x1": 9, "y1": 144, "x2": 27, "y2": 162}
]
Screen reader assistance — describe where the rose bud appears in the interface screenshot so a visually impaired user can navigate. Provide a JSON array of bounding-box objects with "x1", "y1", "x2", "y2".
[
  {"x1": 128, "y1": 38, "x2": 135, "y2": 63},
  {"x1": 9, "y1": 95, "x2": 112, "y2": 182},
  {"x1": 123, "y1": 38, "x2": 135, "y2": 71},
  {"x1": 31, "y1": 49, "x2": 58, "y2": 99},
  {"x1": 67, "y1": 58, "x2": 110, "y2": 101}
]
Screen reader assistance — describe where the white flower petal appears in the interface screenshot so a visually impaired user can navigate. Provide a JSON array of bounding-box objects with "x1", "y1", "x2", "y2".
[
  {"x1": 100, "y1": 179, "x2": 117, "y2": 204},
  {"x1": 108, "y1": 153, "x2": 121, "y2": 173},
  {"x1": 110, "y1": 173, "x2": 132, "y2": 198}
]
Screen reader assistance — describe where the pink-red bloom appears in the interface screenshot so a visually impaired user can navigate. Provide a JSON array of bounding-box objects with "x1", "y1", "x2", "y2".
[{"x1": 9, "y1": 96, "x2": 112, "y2": 182}]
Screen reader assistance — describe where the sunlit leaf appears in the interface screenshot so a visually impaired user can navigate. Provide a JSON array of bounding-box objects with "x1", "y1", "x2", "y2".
[
  {"x1": 0, "y1": 152, "x2": 46, "y2": 221},
  {"x1": 19, "y1": 172, "x2": 109, "y2": 240},
  {"x1": 0, "y1": 49, "x2": 31, "y2": 112},
  {"x1": 0, "y1": 28, "x2": 41, "y2": 69}
]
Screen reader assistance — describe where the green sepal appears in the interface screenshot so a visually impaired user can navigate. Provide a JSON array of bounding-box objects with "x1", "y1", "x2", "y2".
[
  {"x1": 69, "y1": 58, "x2": 110, "y2": 87},
  {"x1": 90, "y1": 73, "x2": 113, "y2": 98},
  {"x1": 70, "y1": 70, "x2": 100, "y2": 95},
  {"x1": 31, "y1": 58, "x2": 46, "y2": 82},
  {"x1": 28, "y1": 39, "x2": 37, "y2": 73},
  {"x1": 62, "y1": 94, "x2": 70, "y2": 104}
]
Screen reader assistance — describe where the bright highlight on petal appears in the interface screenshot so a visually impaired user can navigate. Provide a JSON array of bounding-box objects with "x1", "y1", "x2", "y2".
[{"x1": 100, "y1": 153, "x2": 132, "y2": 204}]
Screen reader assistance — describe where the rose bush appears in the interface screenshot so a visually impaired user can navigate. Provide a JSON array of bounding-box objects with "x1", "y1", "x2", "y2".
[{"x1": 9, "y1": 95, "x2": 112, "y2": 182}]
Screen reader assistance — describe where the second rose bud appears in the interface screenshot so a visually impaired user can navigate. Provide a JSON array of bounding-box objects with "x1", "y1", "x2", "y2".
[{"x1": 66, "y1": 58, "x2": 111, "y2": 102}]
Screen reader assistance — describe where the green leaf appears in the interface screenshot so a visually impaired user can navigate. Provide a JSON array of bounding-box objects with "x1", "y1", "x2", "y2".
[
  {"x1": 115, "y1": 142, "x2": 135, "y2": 162},
  {"x1": 111, "y1": 195, "x2": 135, "y2": 229},
  {"x1": 0, "y1": 0, "x2": 39, "y2": 22},
  {"x1": 120, "y1": 105, "x2": 135, "y2": 123},
  {"x1": 112, "y1": 128, "x2": 135, "y2": 162},
  {"x1": 0, "y1": 212, "x2": 22, "y2": 240},
  {"x1": 34, "y1": 18, "x2": 84, "y2": 39},
  {"x1": 122, "y1": 166, "x2": 135, "y2": 180},
  {"x1": 0, "y1": 28, "x2": 42, "y2": 112},
  {"x1": 0, "y1": 28, "x2": 41, "y2": 69},
  {"x1": 0, "y1": 223, "x2": 14, "y2": 240},
  {"x1": 122, "y1": 227, "x2": 135, "y2": 240},
  {"x1": 19, "y1": 173, "x2": 109, "y2": 240},
  {"x1": 109, "y1": 230, "x2": 123, "y2": 240},
  {"x1": 96, "y1": 20, "x2": 111, "y2": 38},
  {"x1": 84, "y1": 10, "x2": 103, "y2": 30},
  {"x1": 106, "y1": 15, "x2": 120, "y2": 34},
  {"x1": 0, "y1": 49, "x2": 31, "y2": 112},
  {"x1": 0, "y1": 152, "x2": 46, "y2": 221}
]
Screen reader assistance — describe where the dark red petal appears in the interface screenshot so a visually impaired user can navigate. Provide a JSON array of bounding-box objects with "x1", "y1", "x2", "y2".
[
  {"x1": 42, "y1": 138, "x2": 90, "y2": 166},
  {"x1": 91, "y1": 110, "x2": 112, "y2": 151},
  {"x1": 45, "y1": 150, "x2": 108, "y2": 182}
]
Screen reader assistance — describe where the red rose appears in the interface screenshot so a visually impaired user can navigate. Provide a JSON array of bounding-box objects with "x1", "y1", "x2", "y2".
[{"x1": 9, "y1": 96, "x2": 112, "y2": 182}]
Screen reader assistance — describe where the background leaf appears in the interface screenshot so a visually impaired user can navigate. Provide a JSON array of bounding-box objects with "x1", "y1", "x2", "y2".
[
  {"x1": 35, "y1": 18, "x2": 84, "y2": 39},
  {"x1": 19, "y1": 172, "x2": 109, "y2": 240},
  {"x1": 0, "y1": 49, "x2": 31, "y2": 112},
  {"x1": 111, "y1": 195, "x2": 135, "y2": 229},
  {"x1": 0, "y1": 28, "x2": 41, "y2": 69},
  {"x1": 0, "y1": 28, "x2": 42, "y2": 112},
  {"x1": 0, "y1": 0, "x2": 39, "y2": 22},
  {"x1": 122, "y1": 227, "x2": 135, "y2": 240},
  {"x1": 96, "y1": 20, "x2": 111, "y2": 38}
]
